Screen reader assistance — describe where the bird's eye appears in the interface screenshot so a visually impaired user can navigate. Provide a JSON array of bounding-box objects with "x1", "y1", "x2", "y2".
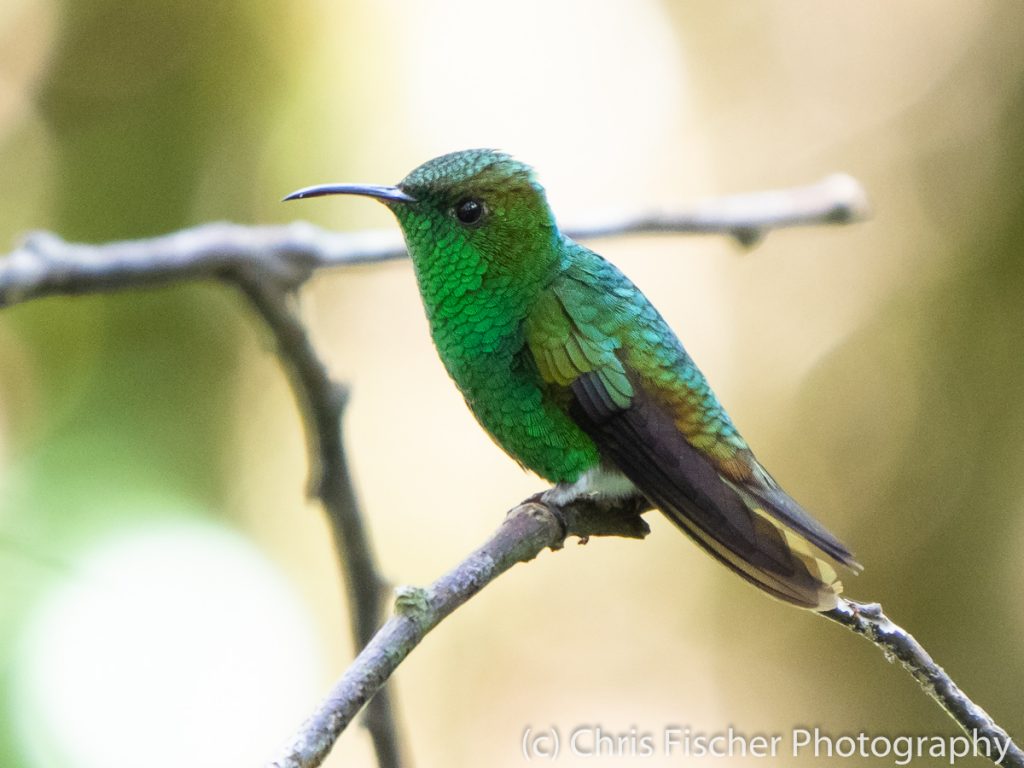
[{"x1": 454, "y1": 198, "x2": 486, "y2": 225}]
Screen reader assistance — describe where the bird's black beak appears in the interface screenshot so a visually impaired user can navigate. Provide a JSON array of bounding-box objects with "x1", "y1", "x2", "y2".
[{"x1": 282, "y1": 183, "x2": 416, "y2": 204}]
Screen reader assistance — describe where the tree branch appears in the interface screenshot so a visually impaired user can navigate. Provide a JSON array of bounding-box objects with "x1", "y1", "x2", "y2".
[
  {"x1": 227, "y1": 270, "x2": 406, "y2": 768},
  {"x1": 5, "y1": 171, "x2": 1019, "y2": 768},
  {"x1": 566, "y1": 173, "x2": 868, "y2": 247},
  {"x1": 0, "y1": 174, "x2": 869, "y2": 768},
  {"x1": 267, "y1": 496, "x2": 651, "y2": 768},
  {"x1": 823, "y1": 601, "x2": 1024, "y2": 767},
  {"x1": 0, "y1": 174, "x2": 868, "y2": 309},
  {"x1": 270, "y1": 496, "x2": 1023, "y2": 768}
]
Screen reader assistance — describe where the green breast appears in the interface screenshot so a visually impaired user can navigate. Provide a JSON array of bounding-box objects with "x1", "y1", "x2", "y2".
[
  {"x1": 432, "y1": 299, "x2": 600, "y2": 484},
  {"x1": 409, "y1": 236, "x2": 600, "y2": 484}
]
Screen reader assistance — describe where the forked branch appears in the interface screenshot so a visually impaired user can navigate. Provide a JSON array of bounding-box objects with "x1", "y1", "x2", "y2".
[{"x1": 13, "y1": 173, "x2": 997, "y2": 768}]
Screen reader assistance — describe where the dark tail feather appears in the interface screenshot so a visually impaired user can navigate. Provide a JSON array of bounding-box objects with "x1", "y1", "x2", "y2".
[
  {"x1": 570, "y1": 373, "x2": 853, "y2": 610},
  {"x1": 728, "y1": 472, "x2": 862, "y2": 573},
  {"x1": 654, "y1": 491, "x2": 845, "y2": 610}
]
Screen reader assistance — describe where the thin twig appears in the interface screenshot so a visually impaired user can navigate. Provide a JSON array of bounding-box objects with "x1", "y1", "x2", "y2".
[
  {"x1": 823, "y1": 600, "x2": 1023, "y2": 767},
  {"x1": 267, "y1": 496, "x2": 651, "y2": 768},
  {"x1": 228, "y1": 270, "x2": 406, "y2": 768},
  {"x1": 0, "y1": 174, "x2": 869, "y2": 310},
  {"x1": 566, "y1": 173, "x2": 868, "y2": 246}
]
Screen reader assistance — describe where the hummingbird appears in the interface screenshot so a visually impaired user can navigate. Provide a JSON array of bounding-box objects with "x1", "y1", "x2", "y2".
[{"x1": 285, "y1": 149, "x2": 860, "y2": 610}]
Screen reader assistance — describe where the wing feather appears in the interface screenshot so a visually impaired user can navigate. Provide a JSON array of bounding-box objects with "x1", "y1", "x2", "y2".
[{"x1": 525, "y1": 273, "x2": 858, "y2": 610}]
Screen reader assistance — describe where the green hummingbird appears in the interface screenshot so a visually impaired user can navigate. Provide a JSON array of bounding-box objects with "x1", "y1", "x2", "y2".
[{"x1": 285, "y1": 148, "x2": 860, "y2": 610}]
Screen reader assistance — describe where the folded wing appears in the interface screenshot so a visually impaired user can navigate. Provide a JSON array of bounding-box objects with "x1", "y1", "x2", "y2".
[{"x1": 525, "y1": 269, "x2": 859, "y2": 610}]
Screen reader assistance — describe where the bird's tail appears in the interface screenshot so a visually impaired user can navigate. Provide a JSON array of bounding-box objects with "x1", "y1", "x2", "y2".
[
  {"x1": 656, "y1": 494, "x2": 848, "y2": 610},
  {"x1": 568, "y1": 372, "x2": 859, "y2": 610}
]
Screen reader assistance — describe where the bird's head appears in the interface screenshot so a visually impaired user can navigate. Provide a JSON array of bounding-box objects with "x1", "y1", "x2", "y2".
[{"x1": 285, "y1": 149, "x2": 562, "y2": 288}]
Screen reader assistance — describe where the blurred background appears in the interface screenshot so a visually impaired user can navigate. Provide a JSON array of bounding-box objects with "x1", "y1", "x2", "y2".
[{"x1": 1, "y1": 1, "x2": 1022, "y2": 766}]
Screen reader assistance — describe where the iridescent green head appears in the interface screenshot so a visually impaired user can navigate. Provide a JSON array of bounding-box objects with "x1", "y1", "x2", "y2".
[{"x1": 285, "y1": 149, "x2": 563, "y2": 291}]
